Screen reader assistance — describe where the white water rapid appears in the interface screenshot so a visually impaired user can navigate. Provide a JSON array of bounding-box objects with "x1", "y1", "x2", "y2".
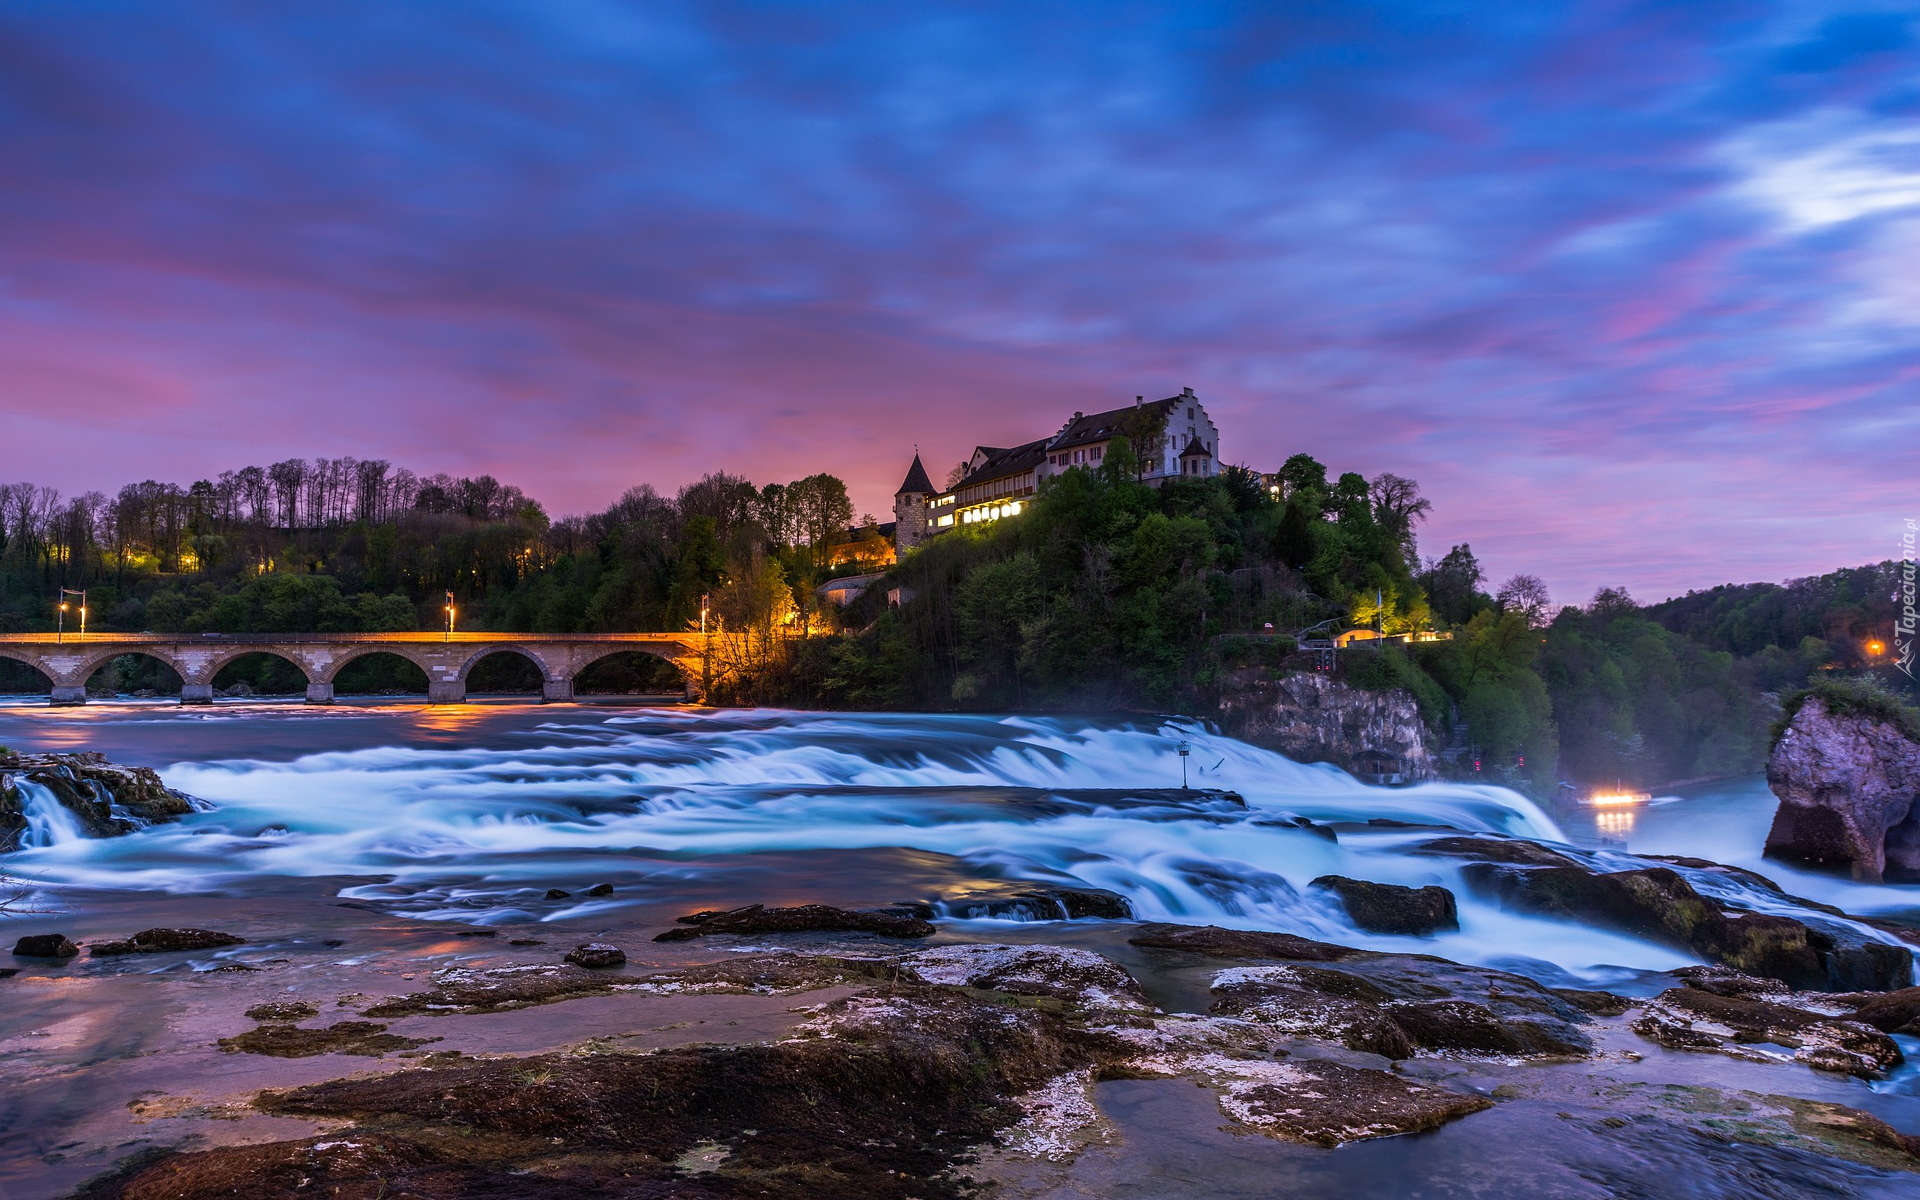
[
  {"x1": 2, "y1": 709, "x2": 1906, "y2": 987},
  {"x1": 15, "y1": 779, "x2": 87, "y2": 849}
]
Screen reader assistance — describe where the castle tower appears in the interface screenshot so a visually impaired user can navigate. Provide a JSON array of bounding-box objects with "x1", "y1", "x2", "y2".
[{"x1": 892, "y1": 453, "x2": 934, "y2": 554}]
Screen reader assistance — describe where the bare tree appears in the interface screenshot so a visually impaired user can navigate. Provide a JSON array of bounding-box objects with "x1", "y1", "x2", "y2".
[
  {"x1": 1370, "y1": 473, "x2": 1432, "y2": 561},
  {"x1": 1497, "y1": 574, "x2": 1553, "y2": 626}
]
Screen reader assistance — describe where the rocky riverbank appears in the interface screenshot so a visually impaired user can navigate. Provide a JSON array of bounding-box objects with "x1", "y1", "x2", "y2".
[
  {"x1": 1216, "y1": 669, "x2": 1436, "y2": 780},
  {"x1": 7, "y1": 852, "x2": 1918, "y2": 1200},
  {"x1": 1764, "y1": 684, "x2": 1920, "y2": 882}
]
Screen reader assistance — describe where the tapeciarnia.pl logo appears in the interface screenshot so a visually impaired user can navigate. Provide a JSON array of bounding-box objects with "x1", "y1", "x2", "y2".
[{"x1": 1899, "y1": 518, "x2": 1916, "y2": 679}]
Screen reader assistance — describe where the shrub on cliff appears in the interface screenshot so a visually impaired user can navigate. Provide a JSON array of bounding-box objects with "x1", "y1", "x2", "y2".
[{"x1": 1774, "y1": 678, "x2": 1920, "y2": 748}]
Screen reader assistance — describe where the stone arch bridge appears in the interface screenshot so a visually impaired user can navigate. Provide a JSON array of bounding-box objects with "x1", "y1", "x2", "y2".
[{"x1": 0, "y1": 633, "x2": 718, "y2": 705}]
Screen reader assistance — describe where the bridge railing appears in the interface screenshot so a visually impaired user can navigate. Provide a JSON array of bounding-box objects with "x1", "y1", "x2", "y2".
[{"x1": 0, "y1": 631, "x2": 699, "y2": 644}]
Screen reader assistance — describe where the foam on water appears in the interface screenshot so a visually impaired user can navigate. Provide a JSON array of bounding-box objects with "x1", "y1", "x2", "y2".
[{"x1": 1, "y1": 709, "x2": 1904, "y2": 984}]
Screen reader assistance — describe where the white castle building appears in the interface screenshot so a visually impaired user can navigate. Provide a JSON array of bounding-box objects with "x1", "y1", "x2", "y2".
[{"x1": 893, "y1": 388, "x2": 1221, "y2": 554}]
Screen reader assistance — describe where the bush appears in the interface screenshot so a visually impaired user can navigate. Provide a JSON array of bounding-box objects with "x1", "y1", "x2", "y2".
[{"x1": 1775, "y1": 677, "x2": 1920, "y2": 745}]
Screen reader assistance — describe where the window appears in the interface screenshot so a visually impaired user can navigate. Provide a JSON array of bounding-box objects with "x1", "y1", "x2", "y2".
[
  {"x1": 1091, "y1": 446, "x2": 1102, "y2": 461},
  {"x1": 1187, "y1": 407, "x2": 1194, "y2": 419}
]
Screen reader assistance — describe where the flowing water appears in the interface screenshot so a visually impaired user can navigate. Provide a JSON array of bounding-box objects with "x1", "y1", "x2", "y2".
[{"x1": 2, "y1": 702, "x2": 1912, "y2": 987}]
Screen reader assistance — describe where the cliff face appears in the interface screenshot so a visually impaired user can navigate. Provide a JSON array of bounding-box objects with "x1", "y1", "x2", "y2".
[
  {"x1": 1764, "y1": 697, "x2": 1920, "y2": 882},
  {"x1": 1216, "y1": 668, "x2": 1435, "y2": 779}
]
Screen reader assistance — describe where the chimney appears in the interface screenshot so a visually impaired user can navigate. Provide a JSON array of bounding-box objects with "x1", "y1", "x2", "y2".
[{"x1": 1182, "y1": 386, "x2": 1194, "y2": 397}]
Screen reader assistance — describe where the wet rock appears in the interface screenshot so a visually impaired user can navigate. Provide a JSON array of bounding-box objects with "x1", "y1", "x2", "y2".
[
  {"x1": 0, "y1": 750, "x2": 201, "y2": 849},
  {"x1": 1634, "y1": 986, "x2": 1904, "y2": 1078},
  {"x1": 1460, "y1": 862, "x2": 1910, "y2": 991},
  {"x1": 1208, "y1": 1057, "x2": 1492, "y2": 1146},
  {"x1": 1309, "y1": 875, "x2": 1458, "y2": 935},
  {"x1": 1248, "y1": 813, "x2": 1340, "y2": 842},
  {"x1": 1209, "y1": 956, "x2": 1596, "y2": 1060},
  {"x1": 897, "y1": 943, "x2": 1152, "y2": 1015},
  {"x1": 652, "y1": 902, "x2": 935, "y2": 942},
  {"x1": 1410, "y1": 835, "x2": 1580, "y2": 867},
  {"x1": 219, "y1": 1020, "x2": 437, "y2": 1058},
  {"x1": 564, "y1": 942, "x2": 626, "y2": 969},
  {"x1": 89, "y1": 928, "x2": 246, "y2": 956},
  {"x1": 244, "y1": 1001, "x2": 319, "y2": 1023},
  {"x1": 1127, "y1": 923, "x2": 1362, "y2": 961},
  {"x1": 542, "y1": 888, "x2": 571, "y2": 900},
  {"x1": 584, "y1": 882, "x2": 614, "y2": 897},
  {"x1": 11, "y1": 933, "x2": 79, "y2": 959},
  {"x1": 148, "y1": 986, "x2": 1104, "y2": 1200},
  {"x1": 365, "y1": 964, "x2": 629, "y2": 1016},
  {"x1": 1847, "y1": 986, "x2": 1920, "y2": 1034},
  {"x1": 1550, "y1": 988, "x2": 1635, "y2": 1016},
  {"x1": 1763, "y1": 691, "x2": 1920, "y2": 882},
  {"x1": 940, "y1": 886, "x2": 1134, "y2": 921}
]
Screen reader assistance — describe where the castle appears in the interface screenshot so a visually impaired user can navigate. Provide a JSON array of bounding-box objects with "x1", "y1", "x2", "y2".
[{"x1": 892, "y1": 388, "x2": 1220, "y2": 554}]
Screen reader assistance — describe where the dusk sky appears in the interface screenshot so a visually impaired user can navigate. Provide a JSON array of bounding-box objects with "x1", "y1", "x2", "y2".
[{"x1": 2, "y1": 2, "x2": 1916, "y2": 606}]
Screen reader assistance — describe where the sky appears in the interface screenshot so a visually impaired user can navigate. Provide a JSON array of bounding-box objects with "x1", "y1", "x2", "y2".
[{"x1": 1, "y1": 1, "x2": 1916, "y2": 606}]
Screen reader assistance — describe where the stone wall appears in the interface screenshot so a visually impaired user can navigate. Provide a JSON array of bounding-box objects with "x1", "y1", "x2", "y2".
[{"x1": 1216, "y1": 667, "x2": 1436, "y2": 779}]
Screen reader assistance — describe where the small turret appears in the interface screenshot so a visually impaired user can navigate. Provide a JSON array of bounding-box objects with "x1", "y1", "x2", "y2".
[{"x1": 893, "y1": 453, "x2": 935, "y2": 553}]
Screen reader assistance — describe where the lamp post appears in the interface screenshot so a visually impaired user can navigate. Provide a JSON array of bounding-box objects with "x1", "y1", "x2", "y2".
[
  {"x1": 444, "y1": 590, "x2": 455, "y2": 642},
  {"x1": 1178, "y1": 738, "x2": 1191, "y2": 789},
  {"x1": 55, "y1": 588, "x2": 86, "y2": 642}
]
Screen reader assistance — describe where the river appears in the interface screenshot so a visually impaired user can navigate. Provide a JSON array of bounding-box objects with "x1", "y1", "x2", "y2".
[{"x1": 4, "y1": 700, "x2": 1919, "y2": 1198}]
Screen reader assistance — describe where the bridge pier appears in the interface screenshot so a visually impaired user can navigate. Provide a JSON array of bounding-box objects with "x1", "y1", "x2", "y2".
[
  {"x1": 49, "y1": 685, "x2": 86, "y2": 707},
  {"x1": 305, "y1": 683, "x2": 334, "y2": 705},
  {"x1": 541, "y1": 678, "x2": 573, "y2": 703},
  {"x1": 427, "y1": 680, "x2": 465, "y2": 704},
  {"x1": 180, "y1": 683, "x2": 215, "y2": 705}
]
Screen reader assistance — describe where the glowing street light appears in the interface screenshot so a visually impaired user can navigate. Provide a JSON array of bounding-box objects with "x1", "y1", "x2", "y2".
[
  {"x1": 55, "y1": 588, "x2": 86, "y2": 642},
  {"x1": 444, "y1": 590, "x2": 456, "y2": 642}
]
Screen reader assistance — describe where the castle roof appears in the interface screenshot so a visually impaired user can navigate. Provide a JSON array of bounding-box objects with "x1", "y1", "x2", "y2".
[
  {"x1": 1050, "y1": 396, "x2": 1182, "y2": 449},
  {"x1": 1179, "y1": 436, "x2": 1212, "y2": 459},
  {"x1": 959, "y1": 439, "x2": 1050, "y2": 488},
  {"x1": 895, "y1": 454, "x2": 934, "y2": 496}
]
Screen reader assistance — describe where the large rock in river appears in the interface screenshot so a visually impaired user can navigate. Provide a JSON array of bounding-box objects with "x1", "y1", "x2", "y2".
[
  {"x1": 0, "y1": 751, "x2": 199, "y2": 849},
  {"x1": 1764, "y1": 692, "x2": 1920, "y2": 882}
]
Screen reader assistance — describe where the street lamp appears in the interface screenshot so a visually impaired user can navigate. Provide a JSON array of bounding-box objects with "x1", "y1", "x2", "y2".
[
  {"x1": 55, "y1": 588, "x2": 86, "y2": 642},
  {"x1": 444, "y1": 590, "x2": 456, "y2": 642}
]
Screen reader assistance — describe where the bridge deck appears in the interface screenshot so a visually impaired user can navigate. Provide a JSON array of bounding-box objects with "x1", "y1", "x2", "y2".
[{"x1": 0, "y1": 632, "x2": 694, "y2": 644}]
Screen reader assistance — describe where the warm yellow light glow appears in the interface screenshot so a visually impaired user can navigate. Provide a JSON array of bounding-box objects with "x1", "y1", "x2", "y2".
[
  {"x1": 1868, "y1": 641, "x2": 1884, "y2": 654},
  {"x1": 1596, "y1": 810, "x2": 1636, "y2": 837},
  {"x1": 1586, "y1": 791, "x2": 1650, "y2": 808}
]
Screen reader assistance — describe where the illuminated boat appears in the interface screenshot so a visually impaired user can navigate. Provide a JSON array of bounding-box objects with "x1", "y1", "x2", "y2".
[{"x1": 1581, "y1": 788, "x2": 1653, "y2": 808}]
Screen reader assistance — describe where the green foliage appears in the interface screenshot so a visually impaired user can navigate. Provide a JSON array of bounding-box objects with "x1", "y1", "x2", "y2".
[{"x1": 1776, "y1": 677, "x2": 1920, "y2": 745}]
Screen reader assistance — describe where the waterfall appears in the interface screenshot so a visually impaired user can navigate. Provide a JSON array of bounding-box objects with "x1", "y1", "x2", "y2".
[{"x1": 16, "y1": 779, "x2": 87, "y2": 848}]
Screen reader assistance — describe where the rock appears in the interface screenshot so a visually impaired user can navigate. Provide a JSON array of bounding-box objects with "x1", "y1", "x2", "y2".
[
  {"x1": 651, "y1": 903, "x2": 935, "y2": 942},
  {"x1": 543, "y1": 888, "x2": 571, "y2": 900},
  {"x1": 1764, "y1": 691, "x2": 1920, "y2": 882},
  {"x1": 0, "y1": 750, "x2": 201, "y2": 849},
  {"x1": 564, "y1": 942, "x2": 627, "y2": 969},
  {"x1": 365, "y1": 964, "x2": 628, "y2": 1017},
  {"x1": 245, "y1": 1001, "x2": 320, "y2": 1023},
  {"x1": 1411, "y1": 835, "x2": 1580, "y2": 867},
  {"x1": 1460, "y1": 862, "x2": 1910, "y2": 992},
  {"x1": 584, "y1": 883, "x2": 614, "y2": 897},
  {"x1": 1212, "y1": 1058, "x2": 1492, "y2": 1146},
  {"x1": 1845, "y1": 987, "x2": 1920, "y2": 1034},
  {"x1": 1127, "y1": 923, "x2": 1362, "y2": 961},
  {"x1": 939, "y1": 886, "x2": 1134, "y2": 921},
  {"x1": 1215, "y1": 668, "x2": 1436, "y2": 780},
  {"x1": 220, "y1": 1020, "x2": 437, "y2": 1058},
  {"x1": 89, "y1": 928, "x2": 246, "y2": 956},
  {"x1": 896, "y1": 943, "x2": 1152, "y2": 1015},
  {"x1": 1634, "y1": 986, "x2": 1904, "y2": 1078},
  {"x1": 11, "y1": 933, "x2": 79, "y2": 959},
  {"x1": 1208, "y1": 953, "x2": 1597, "y2": 1060},
  {"x1": 1309, "y1": 875, "x2": 1459, "y2": 935}
]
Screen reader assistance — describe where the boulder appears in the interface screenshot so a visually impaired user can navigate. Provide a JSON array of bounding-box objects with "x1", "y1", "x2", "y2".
[
  {"x1": 1764, "y1": 693, "x2": 1920, "y2": 882},
  {"x1": 652, "y1": 903, "x2": 934, "y2": 942},
  {"x1": 939, "y1": 886, "x2": 1133, "y2": 921},
  {"x1": 89, "y1": 928, "x2": 246, "y2": 956},
  {"x1": 1634, "y1": 984, "x2": 1904, "y2": 1078},
  {"x1": 1461, "y1": 862, "x2": 1910, "y2": 992},
  {"x1": 1847, "y1": 987, "x2": 1920, "y2": 1035},
  {"x1": 1127, "y1": 923, "x2": 1361, "y2": 961},
  {"x1": 0, "y1": 751, "x2": 200, "y2": 849},
  {"x1": 11, "y1": 933, "x2": 79, "y2": 959},
  {"x1": 1309, "y1": 875, "x2": 1458, "y2": 935},
  {"x1": 564, "y1": 942, "x2": 627, "y2": 969},
  {"x1": 1410, "y1": 835, "x2": 1580, "y2": 868}
]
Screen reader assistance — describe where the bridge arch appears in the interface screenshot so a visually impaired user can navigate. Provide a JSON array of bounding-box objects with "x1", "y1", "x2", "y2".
[
  {"x1": 572, "y1": 647, "x2": 690, "y2": 697},
  {"x1": 0, "y1": 648, "x2": 55, "y2": 696},
  {"x1": 459, "y1": 645, "x2": 554, "y2": 698},
  {"x1": 318, "y1": 645, "x2": 437, "y2": 686},
  {"x1": 79, "y1": 650, "x2": 185, "y2": 701},
  {"x1": 327, "y1": 649, "x2": 432, "y2": 698},
  {"x1": 206, "y1": 649, "x2": 314, "y2": 698}
]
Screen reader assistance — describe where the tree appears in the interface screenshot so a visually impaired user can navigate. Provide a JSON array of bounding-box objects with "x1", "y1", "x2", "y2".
[
  {"x1": 1421, "y1": 545, "x2": 1486, "y2": 626},
  {"x1": 1277, "y1": 454, "x2": 1327, "y2": 499},
  {"x1": 1589, "y1": 586, "x2": 1637, "y2": 623},
  {"x1": 1369, "y1": 473, "x2": 1431, "y2": 562},
  {"x1": 1497, "y1": 574, "x2": 1553, "y2": 627}
]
